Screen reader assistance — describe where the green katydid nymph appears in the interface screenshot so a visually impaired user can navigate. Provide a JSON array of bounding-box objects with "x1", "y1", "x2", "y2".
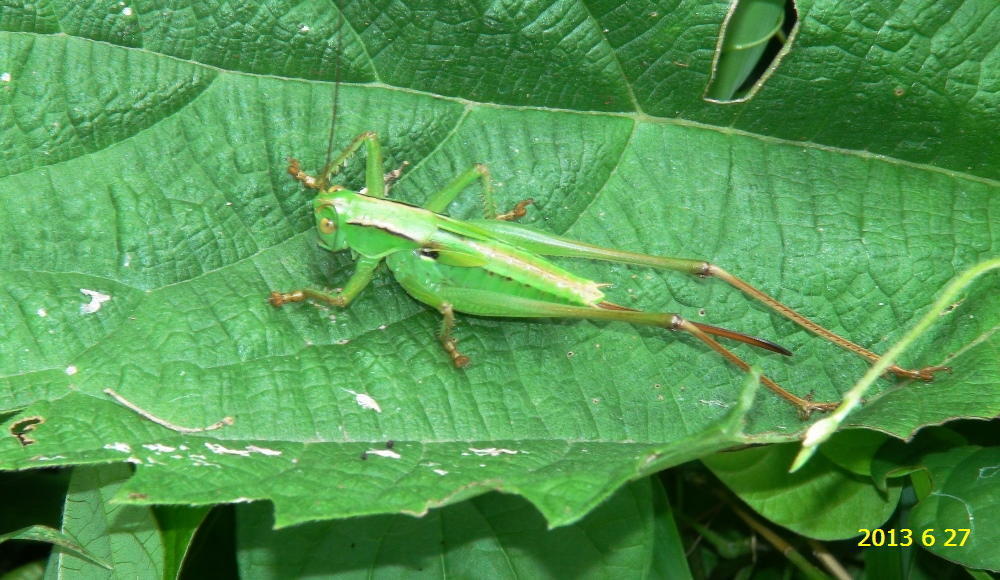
[{"x1": 268, "y1": 132, "x2": 949, "y2": 417}]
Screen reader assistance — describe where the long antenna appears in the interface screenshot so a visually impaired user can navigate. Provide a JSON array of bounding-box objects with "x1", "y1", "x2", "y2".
[{"x1": 321, "y1": 0, "x2": 344, "y2": 182}]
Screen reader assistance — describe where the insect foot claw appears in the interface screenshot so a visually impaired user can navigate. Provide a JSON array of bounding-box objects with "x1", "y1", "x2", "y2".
[
  {"x1": 496, "y1": 199, "x2": 534, "y2": 221},
  {"x1": 287, "y1": 158, "x2": 323, "y2": 190},
  {"x1": 890, "y1": 365, "x2": 951, "y2": 381},
  {"x1": 440, "y1": 336, "x2": 470, "y2": 368},
  {"x1": 383, "y1": 161, "x2": 410, "y2": 190},
  {"x1": 268, "y1": 291, "x2": 287, "y2": 307},
  {"x1": 268, "y1": 291, "x2": 304, "y2": 307},
  {"x1": 915, "y1": 366, "x2": 952, "y2": 381},
  {"x1": 797, "y1": 401, "x2": 839, "y2": 420}
]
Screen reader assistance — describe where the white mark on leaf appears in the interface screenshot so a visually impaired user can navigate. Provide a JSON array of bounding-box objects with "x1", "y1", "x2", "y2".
[
  {"x1": 246, "y1": 445, "x2": 282, "y2": 456},
  {"x1": 103, "y1": 442, "x2": 132, "y2": 453},
  {"x1": 205, "y1": 443, "x2": 251, "y2": 457},
  {"x1": 204, "y1": 442, "x2": 282, "y2": 457},
  {"x1": 932, "y1": 492, "x2": 974, "y2": 521},
  {"x1": 37, "y1": 308, "x2": 47, "y2": 317},
  {"x1": 366, "y1": 449, "x2": 401, "y2": 459},
  {"x1": 188, "y1": 454, "x2": 222, "y2": 468},
  {"x1": 0, "y1": 72, "x2": 10, "y2": 82},
  {"x1": 433, "y1": 469, "x2": 448, "y2": 476},
  {"x1": 343, "y1": 389, "x2": 381, "y2": 413},
  {"x1": 699, "y1": 399, "x2": 729, "y2": 408},
  {"x1": 467, "y1": 448, "x2": 519, "y2": 457},
  {"x1": 143, "y1": 443, "x2": 176, "y2": 453},
  {"x1": 65, "y1": 366, "x2": 78, "y2": 375},
  {"x1": 80, "y1": 289, "x2": 111, "y2": 314}
]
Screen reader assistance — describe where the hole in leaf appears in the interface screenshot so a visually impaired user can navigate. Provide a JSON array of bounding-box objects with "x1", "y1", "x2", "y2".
[
  {"x1": 705, "y1": 0, "x2": 798, "y2": 102},
  {"x1": 10, "y1": 416, "x2": 45, "y2": 446}
]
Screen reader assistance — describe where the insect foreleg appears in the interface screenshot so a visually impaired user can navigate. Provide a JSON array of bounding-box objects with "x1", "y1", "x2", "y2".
[
  {"x1": 269, "y1": 257, "x2": 381, "y2": 308},
  {"x1": 312, "y1": 131, "x2": 385, "y2": 195},
  {"x1": 423, "y1": 164, "x2": 494, "y2": 215}
]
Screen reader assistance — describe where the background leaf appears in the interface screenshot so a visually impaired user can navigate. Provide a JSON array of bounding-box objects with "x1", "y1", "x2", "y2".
[
  {"x1": 0, "y1": 524, "x2": 109, "y2": 570},
  {"x1": 237, "y1": 479, "x2": 680, "y2": 578},
  {"x1": 45, "y1": 464, "x2": 163, "y2": 577},
  {"x1": 704, "y1": 443, "x2": 903, "y2": 540},
  {"x1": 909, "y1": 446, "x2": 1000, "y2": 571},
  {"x1": 1, "y1": 0, "x2": 997, "y2": 540}
]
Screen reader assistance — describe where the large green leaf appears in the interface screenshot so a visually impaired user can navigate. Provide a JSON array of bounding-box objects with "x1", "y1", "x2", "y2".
[{"x1": 1, "y1": 0, "x2": 997, "y2": 532}]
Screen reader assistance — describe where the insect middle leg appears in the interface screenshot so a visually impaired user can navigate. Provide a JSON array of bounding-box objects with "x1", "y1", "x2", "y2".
[
  {"x1": 288, "y1": 132, "x2": 389, "y2": 196},
  {"x1": 495, "y1": 198, "x2": 534, "y2": 221},
  {"x1": 269, "y1": 257, "x2": 381, "y2": 308},
  {"x1": 438, "y1": 303, "x2": 470, "y2": 368}
]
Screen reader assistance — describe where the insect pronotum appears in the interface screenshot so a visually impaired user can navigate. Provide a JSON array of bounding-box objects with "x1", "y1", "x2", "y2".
[{"x1": 269, "y1": 5, "x2": 948, "y2": 418}]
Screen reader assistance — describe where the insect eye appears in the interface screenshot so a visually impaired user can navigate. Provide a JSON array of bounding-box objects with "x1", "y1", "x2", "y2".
[{"x1": 319, "y1": 217, "x2": 337, "y2": 234}]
